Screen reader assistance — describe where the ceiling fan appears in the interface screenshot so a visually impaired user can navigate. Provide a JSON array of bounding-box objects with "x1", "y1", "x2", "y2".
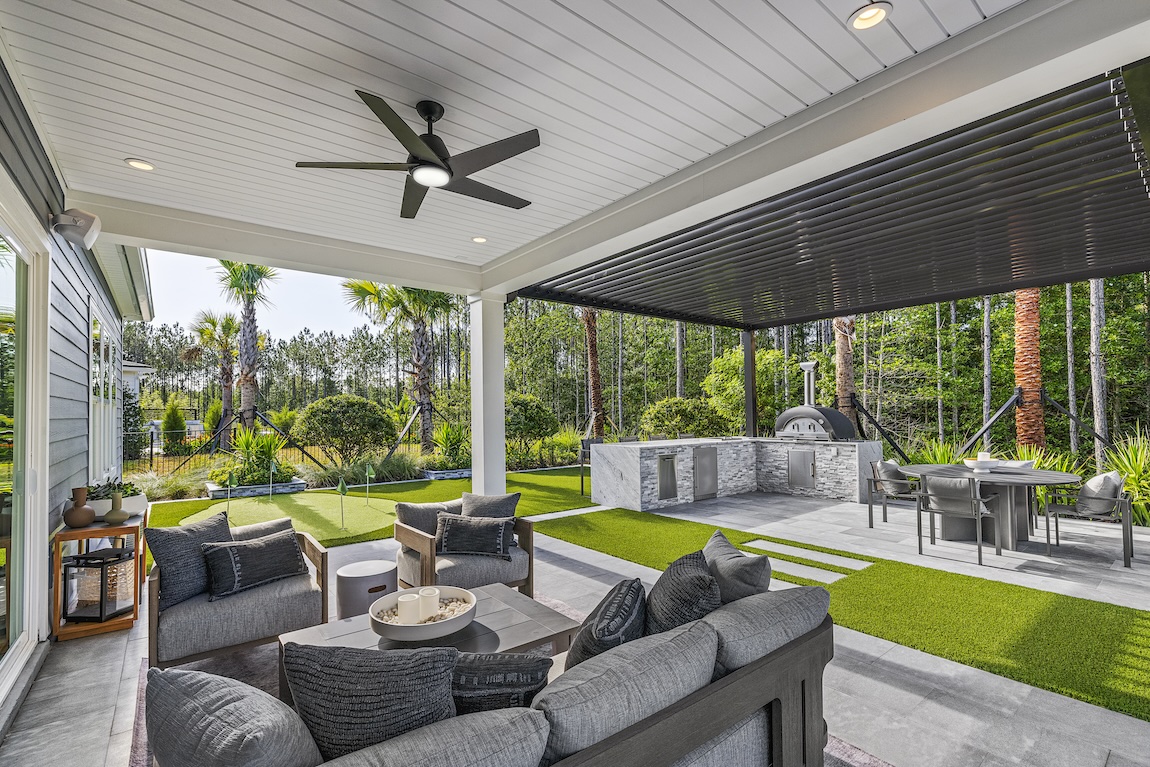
[{"x1": 297, "y1": 90, "x2": 540, "y2": 219}]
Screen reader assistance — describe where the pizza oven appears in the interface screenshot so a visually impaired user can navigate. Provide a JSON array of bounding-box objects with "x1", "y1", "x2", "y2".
[{"x1": 773, "y1": 361, "x2": 857, "y2": 441}]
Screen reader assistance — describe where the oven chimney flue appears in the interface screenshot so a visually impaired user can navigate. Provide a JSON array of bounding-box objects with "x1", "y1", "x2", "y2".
[{"x1": 799, "y1": 361, "x2": 818, "y2": 407}]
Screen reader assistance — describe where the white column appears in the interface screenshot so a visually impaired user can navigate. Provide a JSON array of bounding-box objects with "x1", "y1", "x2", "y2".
[{"x1": 469, "y1": 292, "x2": 506, "y2": 495}]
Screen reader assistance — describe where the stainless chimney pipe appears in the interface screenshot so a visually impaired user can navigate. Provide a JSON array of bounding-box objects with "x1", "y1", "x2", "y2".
[{"x1": 799, "y1": 361, "x2": 818, "y2": 406}]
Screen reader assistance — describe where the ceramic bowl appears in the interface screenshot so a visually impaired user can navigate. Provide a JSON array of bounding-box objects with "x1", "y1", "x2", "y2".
[
  {"x1": 369, "y1": 586, "x2": 477, "y2": 641},
  {"x1": 963, "y1": 458, "x2": 1000, "y2": 473}
]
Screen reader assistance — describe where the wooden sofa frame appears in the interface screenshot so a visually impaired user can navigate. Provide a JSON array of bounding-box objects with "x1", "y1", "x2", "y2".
[
  {"x1": 552, "y1": 615, "x2": 835, "y2": 767},
  {"x1": 394, "y1": 517, "x2": 534, "y2": 597},
  {"x1": 148, "y1": 531, "x2": 328, "y2": 668}
]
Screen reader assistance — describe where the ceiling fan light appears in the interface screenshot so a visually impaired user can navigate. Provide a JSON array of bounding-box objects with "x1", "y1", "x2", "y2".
[
  {"x1": 848, "y1": 2, "x2": 892, "y2": 29},
  {"x1": 411, "y1": 164, "x2": 451, "y2": 188}
]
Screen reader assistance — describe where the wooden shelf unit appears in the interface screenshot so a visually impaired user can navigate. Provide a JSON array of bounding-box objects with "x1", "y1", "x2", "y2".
[{"x1": 51, "y1": 510, "x2": 148, "y2": 641}]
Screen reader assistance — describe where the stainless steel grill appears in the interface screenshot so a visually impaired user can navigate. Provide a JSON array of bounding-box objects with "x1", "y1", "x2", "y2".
[{"x1": 773, "y1": 361, "x2": 857, "y2": 441}]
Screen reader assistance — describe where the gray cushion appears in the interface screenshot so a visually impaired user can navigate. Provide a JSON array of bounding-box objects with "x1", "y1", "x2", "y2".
[
  {"x1": 998, "y1": 459, "x2": 1036, "y2": 469},
  {"x1": 453, "y1": 652, "x2": 553, "y2": 714},
  {"x1": 145, "y1": 668, "x2": 322, "y2": 767},
  {"x1": 461, "y1": 491, "x2": 520, "y2": 518},
  {"x1": 231, "y1": 517, "x2": 294, "y2": 541},
  {"x1": 922, "y1": 475, "x2": 987, "y2": 515},
  {"x1": 147, "y1": 511, "x2": 232, "y2": 610},
  {"x1": 669, "y1": 710, "x2": 769, "y2": 767},
  {"x1": 436, "y1": 513, "x2": 514, "y2": 559},
  {"x1": 874, "y1": 460, "x2": 912, "y2": 494},
  {"x1": 324, "y1": 708, "x2": 549, "y2": 767},
  {"x1": 157, "y1": 574, "x2": 320, "y2": 663},
  {"x1": 532, "y1": 621, "x2": 718, "y2": 765},
  {"x1": 702, "y1": 586, "x2": 830, "y2": 676},
  {"x1": 1077, "y1": 470, "x2": 1123, "y2": 514},
  {"x1": 202, "y1": 528, "x2": 308, "y2": 600},
  {"x1": 396, "y1": 499, "x2": 465, "y2": 536},
  {"x1": 646, "y1": 551, "x2": 721, "y2": 635},
  {"x1": 565, "y1": 578, "x2": 646, "y2": 669},
  {"x1": 397, "y1": 545, "x2": 530, "y2": 590},
  {"x1": 702, "y1": 531, "x2": 771, "y2": 604},
  {"x1": 282, "y1": 643, "x2": 458, "y2": 761}
]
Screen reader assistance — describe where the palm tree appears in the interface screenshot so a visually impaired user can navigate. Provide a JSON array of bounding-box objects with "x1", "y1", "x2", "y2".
[
  {"x1": 181, "y1": 311, "x2": 240, "y2": 446},
  {"x1": 577, "y1": 307, "x2": 605, "y2": 437},
  {"x1": 217, "y1": 261, "x2": 278, "y2": 429},
  {"x1": 343, "y1": 281, "x2": 452, "y2": 453},
  {"x1": 1013, "y1": 287, "x2": 1045, "y2": 448}
]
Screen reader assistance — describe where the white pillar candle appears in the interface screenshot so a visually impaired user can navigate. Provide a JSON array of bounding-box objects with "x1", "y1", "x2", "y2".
[
  {"x1": 977, "y1": 452, "x2": 991, "y2": 461},
  {"x1": 397, "y1": 593, "x2": 421, "y2": 624},
  {"x1": 419, "y1": 587, "x2": 441, "y2": 621}
]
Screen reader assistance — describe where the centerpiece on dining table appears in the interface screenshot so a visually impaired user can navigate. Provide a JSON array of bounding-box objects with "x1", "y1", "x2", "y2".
[
  {"x1": 369, "y1": 585, "x2": 477, "y2": 641},
  {"x1": 963, "y1": 451, "x2": 1001, "y2": 473}
]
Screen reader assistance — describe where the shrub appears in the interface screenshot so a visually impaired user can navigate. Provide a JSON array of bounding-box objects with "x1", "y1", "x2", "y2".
[
  {"x1": 122, "y1": 388, "x2": 147, "y2": 461},
  {"x1": 204, "y1": 400, "x2": 223, "y2": 434},
  {"x1": 906, "y1": 438, "x2": 972, "y2": 466},
  {"x1": 292, "y1": 395, "x2": 396, "y2": 467},
  {"x1": 1105, "y1": 430, "x2": 1150, "y2": 526},
  {"x1": 639, "y1": 397, "x2": 730, "y2": 438},
  {"x1": 127, "y1": 469, "x2": 210, "y2": 500},
  {"x1": 427, "y1": 422, "x2": 470, "y2": 470},
  {"x1": 162, "y1": 433, "x2": 212, "y2": 457},
  {"x1": 506, "y1": 393, "x2": 558, "y2": 447},
  {"x1": 161, "y1": 399, "x2": 187, "y2": 453},
  {"x1": 268, "y1": 406, "x2": 298, "y2": 435},
  {"x1": 296, "y1": 453, "x2": 423, "y2": 488}
]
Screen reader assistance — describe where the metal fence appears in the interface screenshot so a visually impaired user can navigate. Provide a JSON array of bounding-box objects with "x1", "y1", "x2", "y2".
[{"x1": 123, "y1": 429, "x2": 324, "y2": 476}]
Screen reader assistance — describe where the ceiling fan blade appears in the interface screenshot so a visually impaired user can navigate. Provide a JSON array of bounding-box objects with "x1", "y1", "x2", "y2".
[
  {"x1": 296, "y1": 162, "x2": 415, "y2": 170},
  {"x1": 401, "y1": 176, "x2": 430, "y2": 219},
  {"x1": 356, "y1": 90, "x2": 446, "y2": 169},
  {"x1": 442, "y1": 177, "x2": 531, "y2": 209},
  {"x1": 448, "y1": 129, "x2": 540, "y2": 178}
]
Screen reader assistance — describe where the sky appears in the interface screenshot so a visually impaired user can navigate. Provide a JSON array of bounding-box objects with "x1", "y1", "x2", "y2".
[{"x1": 146, "y1": 250, "x2": 370, "y2": 339}]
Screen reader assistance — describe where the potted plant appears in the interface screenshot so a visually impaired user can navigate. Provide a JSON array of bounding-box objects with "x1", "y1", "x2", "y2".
[{"x1": 87, "y1": 479, "x2": 147, "y2": 522}]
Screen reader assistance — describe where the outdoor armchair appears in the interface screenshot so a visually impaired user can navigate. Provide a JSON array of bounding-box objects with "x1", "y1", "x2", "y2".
[
  {"x1": 915, "y1": 475, "x2": 1001, "y2": 565},
  {"x1": 148, "y1": 525, "x2": 328, "y2": 668},
  {"x1": 395, "y1": 516, "x2": 534, "y2": 597},
  {"x1": 867, "y1": 460, "x2": 919, "y2": 528},
  {"x1": 1044, "y1": 472, "x2": 1133, "y2": 567}
]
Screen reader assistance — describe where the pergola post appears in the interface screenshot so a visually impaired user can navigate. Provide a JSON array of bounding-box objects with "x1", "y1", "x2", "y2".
[
  {"x1": 741, "y1": 329, "x2": 758, "y2": 437},
  {"x1": 469, "y1": 292, "x2": 507, "y2": 495}
]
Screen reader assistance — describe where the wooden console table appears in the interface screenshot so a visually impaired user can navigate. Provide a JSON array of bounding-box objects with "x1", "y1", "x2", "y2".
[{"x1": 51, "y1": 511, "x2": 149, "y2": 641}]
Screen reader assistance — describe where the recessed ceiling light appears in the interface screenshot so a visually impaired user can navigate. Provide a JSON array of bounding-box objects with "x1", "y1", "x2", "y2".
[
  {"x1": 124, "y1": 158, "x2": 155, "y2": 171},
  {"x1": 471, "y1": 236, "x2": 487, "y2": 243},
  {"x1": 848, "y1": 2, "x2": 892, "y2": 29}
]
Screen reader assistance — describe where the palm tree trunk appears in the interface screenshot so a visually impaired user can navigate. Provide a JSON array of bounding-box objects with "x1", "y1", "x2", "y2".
[
  {"x1": 237, "y1": 297, "x2": 259, "y2": 430},
  {"x1": 833, "y1": 316, "x2": 857, "y2": 425},
  {"x1": 1089, "y1": 278, "x2": 1109, "y2": 470},
  {"x1": 1066, "y1": 283, "x2": 1079, "y2": 453},
  {"x1": 412, "y1": 318, "x2": 434, "y2": 453},
  {"x1": 580, "y1": 309, "x2": 605, "y2": 437},
  {"x1": 1013, "y1": 288, "x2": 1045, "y2": 447},
  {"x1": 675, "y1": 321, "x2": 686, "y2": 398}
]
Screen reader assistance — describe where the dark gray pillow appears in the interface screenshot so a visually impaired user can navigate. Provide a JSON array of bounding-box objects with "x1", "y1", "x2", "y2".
[
  {"x1": 702, "y1": 531, "x2": 771, "y2": 604},
  {"x1": 875, "y1": 460, "x2": 912, "y2": 494},
  {"x1": 145, "y1": 668, "x2": 322, "y2": 767},
  {"x1": 461, "y1": 491, "x2": 521, "y2": 519},
  {"x1": 436, "y1": 512, "x2": 514, "y2": 559},
  {"x1": 565, "y1": 578, "x2": 646, "y2": 669},
  {"x1": 146, "y1": 511, "x2": 232, "y2": 610},
  {"x1": 396, "y1": 499, "x2": 464, "y2": 536},
  {"x1": 231, "y1": 516, "x2": 294, "y2": 541},
  {"x1": 453, "y1": 653, "x2": 553, "y2": 714},
  {"x1": 282, "y1": 643, "x2": 458, "y2": 761},
  {"x1": 202, "y1": 529, "x2": 308, "y2": 600},
  {"x1": 646, "y1": 551, "x2": 721, "y2": 635}
]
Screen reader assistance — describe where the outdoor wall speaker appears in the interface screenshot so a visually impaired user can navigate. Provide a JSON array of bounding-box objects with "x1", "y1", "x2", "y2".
[{"x1": 50, "y1": 208, "x2": 102, "y2": 249}]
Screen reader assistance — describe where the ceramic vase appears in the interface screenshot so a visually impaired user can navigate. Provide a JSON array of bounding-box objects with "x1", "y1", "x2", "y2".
[
  {"x1": 103, "y1": 492, "x2": 129, "y2": 526},
  {"x1": 64, "y1": 487, "x2": 96, "y2": 529}
]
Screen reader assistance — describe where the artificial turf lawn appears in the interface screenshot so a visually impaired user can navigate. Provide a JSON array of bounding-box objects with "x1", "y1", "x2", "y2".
[{"x1": 533, "y1": 508, "x2": 1150, "y2": 722}]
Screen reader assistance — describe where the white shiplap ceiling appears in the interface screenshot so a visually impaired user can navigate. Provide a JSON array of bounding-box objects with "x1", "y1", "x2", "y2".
[{"x1": 0, "y1": 0, "x2": 1026, "y2": 267}]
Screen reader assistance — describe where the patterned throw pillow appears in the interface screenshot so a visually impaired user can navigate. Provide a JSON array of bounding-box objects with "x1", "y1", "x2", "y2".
[
  {"x1": 461, "y1": 491, "x2": 521, "y2": 518},
  {"x1": 645, "y1": 550, "x2": 721, "y2": 635},
  {"x1": 146, "y1": 511, "x2": 232, "y2": 610},
  {"x1": 452, "y1": 652, "x2": 553, "y2": 714},
  {"x1": 435, "y1": 512, "x2": 515, "y2": 559},
  {"x1": 702, "y1": 531, "x2": 771, "y2": 604},
  {"x1": 282, "y1": 643, "x2": 458, "y2": 761},
  {"x1": 202, "y1": 529, "x2": 308, "y2": 600},
  {"x1": 565, "y1": 578, "x2": 647, "y2": 669}
]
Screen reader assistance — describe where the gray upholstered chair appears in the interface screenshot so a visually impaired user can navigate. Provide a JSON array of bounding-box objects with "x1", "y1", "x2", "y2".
[
  {"x1": 147, "y1": 522, "x2": 328, "y2": 668},
  {"x1": 394, "y1": 498, "x2": 534, "y2": 597},
  {"x1": 866, "y1": 460, "x2": 918, "y2": 528},
  {"x1": 1044, "y1": 471, "x2": 1133, "y2": 567},
  {"x1": 915, "y1": 475, "x2": 1001, "y2": 565}
]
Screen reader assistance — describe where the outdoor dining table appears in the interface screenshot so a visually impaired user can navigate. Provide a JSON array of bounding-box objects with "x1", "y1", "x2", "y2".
[{"x1": 900, "y1": 464, "x2": 1081, "y2": 551}]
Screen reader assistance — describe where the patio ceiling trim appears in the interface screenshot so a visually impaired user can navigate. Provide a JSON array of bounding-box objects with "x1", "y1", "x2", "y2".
[{"x1": 518, "y1": 66, "x2": 1150, "y2": 329}]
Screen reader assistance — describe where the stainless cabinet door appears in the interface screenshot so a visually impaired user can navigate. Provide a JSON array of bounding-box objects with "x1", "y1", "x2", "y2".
[{"x1": 694, "y1": 447, "x2": 718, "y2": 499}]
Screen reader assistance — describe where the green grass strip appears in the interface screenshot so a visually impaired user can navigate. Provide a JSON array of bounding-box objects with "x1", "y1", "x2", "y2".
[{"x1": 533, "y1": 508, "x2": 1150, "y2": 722}]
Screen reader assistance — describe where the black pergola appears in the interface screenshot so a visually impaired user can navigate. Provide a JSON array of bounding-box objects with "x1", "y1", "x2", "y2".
[{"x1": 519, "y1": 60, "x2": 1150, "y2": 332}]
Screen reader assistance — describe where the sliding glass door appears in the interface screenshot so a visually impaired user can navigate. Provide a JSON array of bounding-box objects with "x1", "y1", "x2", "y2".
[{"x1": 0, "y1": 238, "x2": 25, "y2": 663}]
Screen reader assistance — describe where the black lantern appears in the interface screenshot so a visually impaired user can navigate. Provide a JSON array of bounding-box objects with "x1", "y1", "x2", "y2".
[{"x1": 63, "y1": 548, "x2": 135, "y2": 622}]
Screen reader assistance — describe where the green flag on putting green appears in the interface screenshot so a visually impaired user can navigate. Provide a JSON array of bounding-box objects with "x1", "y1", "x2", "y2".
[
  {"x1": 337, "y1": 477, "x2": 348, "y2": 495},
  {"x1": 227, "y1": 470, "x2": 237, "y2": 488},
  {"x1": 365, "y1": 464, "x2": 375, "y2": 480}
]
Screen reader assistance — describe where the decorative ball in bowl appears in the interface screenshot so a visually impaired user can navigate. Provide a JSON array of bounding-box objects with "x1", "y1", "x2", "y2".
[
  {"x1": 963, "y1": 458, "x2": 1000, "y2": 473},
  {"x1": 369, "y1": 586, "x2": 477, "y2": 641}
]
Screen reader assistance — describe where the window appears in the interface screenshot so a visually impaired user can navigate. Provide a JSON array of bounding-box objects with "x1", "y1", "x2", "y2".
[{"x1": 89, "y1": 308, "x2": 118, "y2": 480}]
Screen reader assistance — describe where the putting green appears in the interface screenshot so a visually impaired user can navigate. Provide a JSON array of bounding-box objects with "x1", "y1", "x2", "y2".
[{"x1": 182, "y1": 492, "x2": 397, "y2": 544}]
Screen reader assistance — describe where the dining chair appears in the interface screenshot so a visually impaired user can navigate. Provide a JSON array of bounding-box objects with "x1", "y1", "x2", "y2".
[
  {"x1": 866, "y1": 460, "x2": 919, "y2": 528},
  {"x1": 916, "y1": 476, "x2": 1001, "y2": 565},
  {"x1": 1044, "y1": 471, "x2": 1133, "y2": 567}
]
